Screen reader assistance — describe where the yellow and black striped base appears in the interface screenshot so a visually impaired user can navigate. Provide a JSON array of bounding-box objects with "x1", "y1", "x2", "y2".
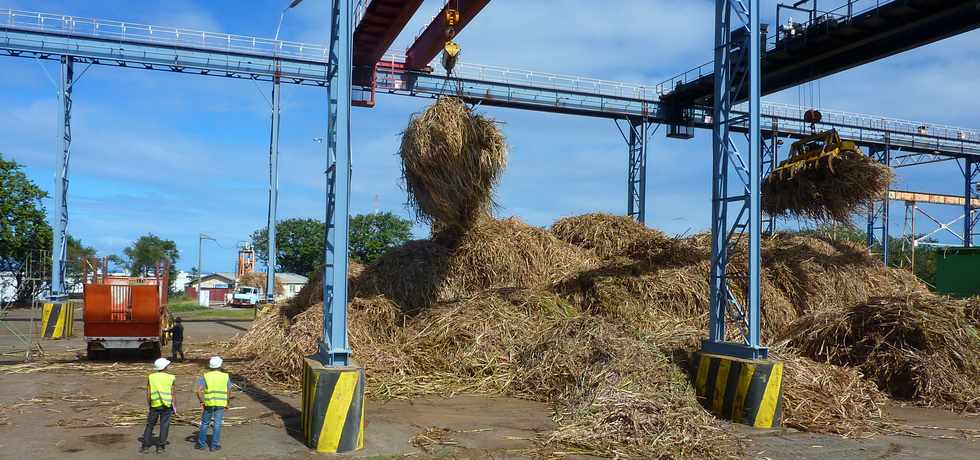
[
  {"x1": 694, "y1": 352, "x2": 784, "y2": 428},
  {"x1": 41, "y1": 302, "x2": 74, "y2": 339},
  {"x1": 301, "y1": 359, "x2": 365, "y2": 453}
]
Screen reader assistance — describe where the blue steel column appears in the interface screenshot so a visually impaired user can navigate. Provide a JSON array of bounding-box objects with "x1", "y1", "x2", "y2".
[
  {"x1": 627, "y1": 118, "x2": 647, "y2": 223},
  {"x1": 708, "y1": 0, "x2": 732, "y2": 346},
  {"x1": 762, "y1": 129, "x2": 778, "y2": 235},
  {"x1": 266, "y1": 64, "x2": 281, "y2": 302},
  {"x1": 966, "y1": 158, "x2": 979, "y2": 247},
  {"x1": 320, "y1": 0, "x2": 353, "y2": 366},
  {"x1": 704, "y1": 0, "x2": 765, "y2": 360},
  {"x1": 746, "y1": 0, "x2": 762, "y2": 351},
  {"x1": 865, "y1": 145, "x2": 890, "y2": 262},
  {"x1": 879, "y1": 147, "x2": 890, "y2": 261},
  {"x1": 50, "y1": 55, "x2": 73, "y2": 299}
]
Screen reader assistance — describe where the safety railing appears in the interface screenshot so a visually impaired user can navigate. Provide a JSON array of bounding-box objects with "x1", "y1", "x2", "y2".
[
  {"x1": 377, "y1": 52, "x2": 979, "y2": 144},
  {"x1": 656, "y1": 0, "x2": 893, "y2": 96},
  {"x1": 379, "y1": 53, "x2": 662, "y2": 101},
  {"x1": 5, "y1": 7, "x2": 976, "y2": 147},
  {"x1": 655, "y1": 61, "x2": 713, "y2": 97},
  {"x1": 1, "y1": 9, "x2": 329, "y2": 61},
  {"x1": 757, "y1": 102, "x2": 980, "y2": 144}
]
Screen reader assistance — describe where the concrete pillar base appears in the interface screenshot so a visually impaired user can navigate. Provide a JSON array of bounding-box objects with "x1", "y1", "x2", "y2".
[
  {"x1": 301, "y1": 358, "x2": 365, "y2": 452},
  {"x1": 694, "y1": 352, "x2": 784, "y2": 428}
]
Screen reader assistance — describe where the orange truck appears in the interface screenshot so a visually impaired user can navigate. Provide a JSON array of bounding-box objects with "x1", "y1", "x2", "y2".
[{"x1": 81, "y1": 260, "x2": 170, "y2": 360}]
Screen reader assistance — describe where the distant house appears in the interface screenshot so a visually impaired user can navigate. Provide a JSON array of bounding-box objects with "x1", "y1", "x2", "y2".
[
  {"x1": 242, "y1": 272, "x2": 309, "y2": 302},
  {"x1": 276, "y1": 273, "x2": 309, "y2": 301},
  {"x1": 185, "y1": 273, "x2": 235, "y2": 305},
  {"x1": 184, "y1": 272, "x2": 308, "y2": 305}
]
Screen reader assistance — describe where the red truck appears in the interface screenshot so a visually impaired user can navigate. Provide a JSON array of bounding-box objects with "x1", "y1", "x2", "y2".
[{"x1": 82, "y1": 260, "x2": 170, "y2": 360}]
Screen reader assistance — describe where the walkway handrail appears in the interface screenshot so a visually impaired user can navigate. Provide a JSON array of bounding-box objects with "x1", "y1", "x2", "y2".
[{"x1": 1, "y1": 8, "x2": 330, "y2": 61}]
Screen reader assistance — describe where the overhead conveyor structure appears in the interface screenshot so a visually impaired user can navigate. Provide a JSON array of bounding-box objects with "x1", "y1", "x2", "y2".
[
  {"x1": 3, "y1": 0, "x2": 980, "y2": 442},
  {"x1": 8, "y1": 6, "x2": 978, "y2": 242},
  {"x1": 659, "y1": 0, "x2": 980, "y2": 107}
]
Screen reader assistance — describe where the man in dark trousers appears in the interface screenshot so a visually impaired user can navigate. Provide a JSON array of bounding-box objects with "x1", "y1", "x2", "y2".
[
  {"x1": 196, "y1": 356, "x2": 232, "y2": 451},
  {"x1": 165, "y1": 317, "x2": 185, "y2": 361},
  {"x1": 141, "y1": 358, "x2": 176, "y2": 453}
]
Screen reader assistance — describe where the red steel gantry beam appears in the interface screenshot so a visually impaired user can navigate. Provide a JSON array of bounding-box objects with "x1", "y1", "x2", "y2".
[
  {"x1": 353, "y1": 0, "x2": 425, "y2": 68},
  {"x1": 404, "y1": 0, "x2": 489, "y2": 70}
]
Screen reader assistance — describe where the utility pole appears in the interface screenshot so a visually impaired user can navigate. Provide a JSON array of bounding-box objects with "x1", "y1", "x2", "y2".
[
  {"x1": 266, "y1": 60, "x2": 282, "y2": 304},
  {"x1": 198, "y1": 233, "x2": 215, "y2": 306}
]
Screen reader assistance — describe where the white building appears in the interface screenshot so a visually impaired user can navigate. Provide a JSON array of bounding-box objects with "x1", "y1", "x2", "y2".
[
  {"x1": 276, "y1": 273, "x2": 309, "y2": 301},
  {"x1": 173, "y1": 270, "x2": 191, "y2": 293}
]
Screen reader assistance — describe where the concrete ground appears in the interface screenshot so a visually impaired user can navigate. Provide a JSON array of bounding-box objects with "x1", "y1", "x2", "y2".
[{"x1": 1, "y1": 307, "x2": 977, "y2": 459}]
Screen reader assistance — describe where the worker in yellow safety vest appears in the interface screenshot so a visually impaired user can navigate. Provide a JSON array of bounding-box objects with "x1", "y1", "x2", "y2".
[
  {"x1": 141, "y1": 357, "x2": 176, "y2": 454},
  {"x1": 195, "y1": 356, "x2": 232, "y2": 451}
]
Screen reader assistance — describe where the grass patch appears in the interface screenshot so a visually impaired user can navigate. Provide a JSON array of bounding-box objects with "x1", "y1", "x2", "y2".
[
  {"x1": 166, "y1": 297, "x2": 256, "y2": 320},
  {"x1": 167, "y1": 299, "x2": 204, "y2": 313}
]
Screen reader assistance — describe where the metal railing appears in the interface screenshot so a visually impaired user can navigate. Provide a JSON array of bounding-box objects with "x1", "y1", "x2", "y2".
[
  {"x1": 378, "y1": 53, "x2": 662, "y2": 101},
  {"x1": 380, "y1": 51, "x2": 980, "y2": 144},
  {"x1": 656, "y1": 0, "x2": 892, "y2": 95},
  {"x1": 4, "y1": 7, "x2": 977, "y2": 147},
  {"x1": 757, "y1": 102, "x2": 980, "y2": 143},
  {"x1": 655, "y1": 61, "x2": 713, "y2": 97},
  {"x1": 1, "y1": 9, "x2": 330, "y2": 61}
]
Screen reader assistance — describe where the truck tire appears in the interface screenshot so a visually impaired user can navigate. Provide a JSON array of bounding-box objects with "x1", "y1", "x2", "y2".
[
  {"x1": 87, "y1": 346, "x2": 103, "y2": 361},
  {"x1": 143, "y1": 343, "x2": 162, "y2": 360}
]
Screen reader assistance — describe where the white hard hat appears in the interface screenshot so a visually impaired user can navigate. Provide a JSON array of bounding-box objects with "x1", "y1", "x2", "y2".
[
  {"x1": 209, "y1": 356, "x2": 223, "y2": 369},
  {"x1": 154, "y1": 358, "x2": 171, "y2": 371}
]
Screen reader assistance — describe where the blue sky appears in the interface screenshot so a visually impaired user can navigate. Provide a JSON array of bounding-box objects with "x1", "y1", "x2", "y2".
[{"x1": 2, "y1": 0, "x2": 978, "y2": 272}]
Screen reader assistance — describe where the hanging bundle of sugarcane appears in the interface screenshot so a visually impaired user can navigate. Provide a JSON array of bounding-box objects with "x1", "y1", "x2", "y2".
[
  {"x1": 398, "y1": 97, "x2": 508, "y2": 236},
  {"x1": 762, "y1": 129, "x2": 893, "y2": 221}
]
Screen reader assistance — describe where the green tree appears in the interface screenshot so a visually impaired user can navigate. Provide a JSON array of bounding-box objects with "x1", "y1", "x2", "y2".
[
  {"x1": 0, "y1": 154, "x2": 52, "y2": 304},
  {"x1": 252, "y1": 218, "x2": 326, "y2": 277},
  {"x1": 106, "y1": 254, "x2": 128, "y2": 272},
  {"x1": 349, "y1": 212, "x2": 412, "y2": 264},
  {"x1": 251, "y1": 213, "x2": 413, "y2": 275},
  {"x1": 0, "y1": 154, "x2": 51, "y2": 265},
  {"x1": 121, "y1": 234, "x2": 179, "y2": 292},
  {"x1": 65, "y1": 235, "x2": 97, "y2": 292},
  {"x1": 885, "y1": 235, "x2": 937, "y2": 286}
]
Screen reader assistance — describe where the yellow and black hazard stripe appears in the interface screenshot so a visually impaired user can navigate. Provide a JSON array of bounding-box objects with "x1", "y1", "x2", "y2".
[
  {"x1": 301, "y1": 359, "x2": 365, "y2": 453},
  {"x1": 41, "y1": 302, "x2": 74, "y2": 339},
  {"x1": 694, "y1": 352, "x2": 783, "y2": 428}
]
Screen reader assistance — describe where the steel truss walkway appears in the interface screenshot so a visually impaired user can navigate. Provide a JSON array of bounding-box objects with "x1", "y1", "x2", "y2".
[
  {"x1": 4, "y1": 9, "x2": 978, "y2": 159},
  {"x1": 0, "y1": 10, "x2": 331, "y2": 85},
  {"x1": 374, "y1": 60, "x2": 980, "y2": 158},
  {"x1": 660, "y1": 0, "x2": 980, "y2": 107}
]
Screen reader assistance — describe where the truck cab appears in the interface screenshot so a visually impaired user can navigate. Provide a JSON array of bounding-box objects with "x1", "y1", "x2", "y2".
[{"x1": 229, "y1": 286, "x2": 261, "y2": 307}]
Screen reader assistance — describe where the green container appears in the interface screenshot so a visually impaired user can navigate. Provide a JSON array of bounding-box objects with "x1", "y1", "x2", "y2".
[{"x1": 934, "y1": 247, "x2": 980, "y2": 298}]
